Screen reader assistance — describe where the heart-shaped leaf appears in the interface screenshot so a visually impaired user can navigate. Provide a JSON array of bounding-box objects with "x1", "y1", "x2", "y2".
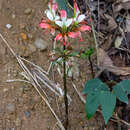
[
  {"x1": 82, "y1": 78, "x2": 109, "y2": 94},
  {"x1": 99, "y1": 91, "x2": 116, "y2": 124},
  {"x1": 85, "y1": 93, "x2": 100, "y2": 119},
  {"x1": 113, "y1": 80, "x2": 130, "y2": 104}
]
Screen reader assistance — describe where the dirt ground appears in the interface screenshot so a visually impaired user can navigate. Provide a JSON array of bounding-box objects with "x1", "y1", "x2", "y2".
[{"x1": 0, "y1": 0, "x2": 124, "y2": 130}]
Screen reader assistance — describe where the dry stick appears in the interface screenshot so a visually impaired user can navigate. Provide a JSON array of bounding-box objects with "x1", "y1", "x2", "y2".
[
  {"x1": 63, "y1": 44, "x2": 68, "y2": 130},
  {"x1": 88, "y1": 56, "x2": 94, "y2": 78},
  {"x1": 0, "y1": 33, "x2": 65, "y2": 130}
]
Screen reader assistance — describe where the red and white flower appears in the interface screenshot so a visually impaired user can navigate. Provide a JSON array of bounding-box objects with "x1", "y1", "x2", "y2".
[
  {"x1": 73, "y1": 0, "x2": 86, "y2": 23},
  {"x1": 39, "y1": 0, "x2": 91, "y2": 45},
  {"x1": 55, "y1": 10, "x2": 73, "y2": 28}
]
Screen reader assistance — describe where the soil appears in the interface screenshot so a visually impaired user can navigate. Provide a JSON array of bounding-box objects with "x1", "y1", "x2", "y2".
[{"x1": 0, "y1": 0, "x2": 128, "y2": 130}]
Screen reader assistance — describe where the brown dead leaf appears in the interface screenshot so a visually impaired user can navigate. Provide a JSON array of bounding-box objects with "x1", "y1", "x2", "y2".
[
  {"x1": 126, "y1": 14, "x2": 130, "y2": 32},
  {"x1": 98, "y1": 48, "x2": 130, "y2": 75},
  {"x1": 98, "y1": 48, "x2": 113, "y2": 67},
  {"x1": 113, "y1": 1, "x2": 130, "y2": 14},
  {"x1": 104, "y1": 14, "x2": 117, "y2": 31}
]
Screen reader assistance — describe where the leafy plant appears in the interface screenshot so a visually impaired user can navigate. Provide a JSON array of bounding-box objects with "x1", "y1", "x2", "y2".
[
  {"x1": 83, "y1": 78, "x2": 130, "y2": 124},
  {"x1": 40, "y1": 0, "x2": 91, "y2": 129},
  {"x1": 81, "y1": 47, "x2": 94, "y2": 59}
]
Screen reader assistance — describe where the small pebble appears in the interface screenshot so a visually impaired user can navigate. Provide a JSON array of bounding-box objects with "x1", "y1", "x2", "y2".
[
  {"x1": 12, "y1": 14, "x2": 16, "y2": 19},
  {"x1": 15, "y1": 118, "x2": 21, "y2": 126},
  {"x1": 6, "y1": 103, "x2": 15, "y2": 113},
  {"x1": 20, "y1": 32, "x2": 28, "y2": 40},
  {"x1": 6, "y1": 24, "x2": 12, "y2": 29},
  {"x1": 24, "y1": 111, "x2": 31, "y2": 118},
  {"x1": 27, "y1": 33, "x2": 33, "y2": 39},
  {"x1": 34, "y1": 38, "x2": 48, "y2": 51},
  {"x1": 24, "y1": 8, "x2": 32, "y2": 15}
]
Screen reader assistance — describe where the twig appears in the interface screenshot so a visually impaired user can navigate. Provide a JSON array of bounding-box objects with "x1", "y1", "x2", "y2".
[
  {"x1": 0, "y1": 33, "x2": 65, "y2": 130},
  {"x1": 63, "y1": 44, "x2": 68, "y2": 129},
  {"x1": 72, "y1": 82, "x2": 86, "y2": 104}
]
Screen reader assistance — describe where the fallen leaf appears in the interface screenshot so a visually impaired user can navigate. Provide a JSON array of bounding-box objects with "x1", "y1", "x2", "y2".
[
  {"x1": 104, "y1": 14, "x2": 117, "y2": 31},
  {"x1": 98, "y1": 48, "x2": 130, "y2": 76},
  {"x1": 126, "y1": 14, "x2": 130, "y2": 32},
  {"x1": 114, "y1": 36, "x2": 123, "y2": 48},
  {"x1": 20, "y1": 32, "x2": 27, "y2": 40}
]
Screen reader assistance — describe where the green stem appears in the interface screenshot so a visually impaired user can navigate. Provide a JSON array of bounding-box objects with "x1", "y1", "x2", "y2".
[{"x1": 63, "y1": 44, "x2": 68, "y2": 130}]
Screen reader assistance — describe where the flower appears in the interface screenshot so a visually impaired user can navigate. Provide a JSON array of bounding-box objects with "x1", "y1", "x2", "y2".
[
  {"x1": 45, "y1": 1, "x2": 59, "y2": 22},
  {"x1": 55, "y1": 10, "x2": 73, "y2": 28},
  {"x1": 73, "y1": 0, "x2": 86, "y2": 23},
  {"x1": 39, "y1": 0, "x2": 91, "y2": 45}
]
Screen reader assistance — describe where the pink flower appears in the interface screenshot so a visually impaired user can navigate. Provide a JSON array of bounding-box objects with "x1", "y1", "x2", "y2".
[
  {"x1": 52, "y1": 2, "x2": 58, "y2": 11},
  {"x1": 60, "y1": 10, "x2": 67, "y2": 20},
  {"x1": 68, "y1": 32, "x2": 79, "y2": 38},
  {"x1": 79, "y1": 25, "x2": 91, "y2": 32},
  {"x1": 40, "y1": 22, "x2": 51, "y2": 29},
  {"x1": 56, "y1": 33, "x2": 63, "y2": 41},
  {"x1": 74, "y1": 0, "x2": 80, "y2": 14}
]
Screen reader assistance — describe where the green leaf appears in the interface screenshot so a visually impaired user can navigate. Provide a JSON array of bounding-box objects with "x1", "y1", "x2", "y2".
[
  {"x1": 85, "y1": 91, "x2": 116, "y2": 124},
  {"x1": 81, "y1": 53, "x2": 87, "y2": 59},
  {"x1": 120, "y1": 80, "x2": 130, "y2": 93},
  {"x1": 82, "y1": 78, "x2": 109, "y2": 94},
  {"x1": 99, "y1": 91, "x2": 116, "y2": 124},
  {"x1": 113, "y1": 80, "x2": 130, "y2": 104},
  {"x1": 85, "y1": 93, "x2": 100, "y2": 119},
  {"x1": 81, "y1": 47, "x2": 94, "y2": 59},
  {"x1": 56, "y1": 0, "x2": 73, "y2": 17},
  {"x1": 68, "y1": 51, "x2": 79, "y2": 57}
]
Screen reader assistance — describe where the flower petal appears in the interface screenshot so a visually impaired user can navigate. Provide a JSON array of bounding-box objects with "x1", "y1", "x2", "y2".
[
  {"x1": 60, "y1": 10, "x2": 67, "y2": 21},
  {"x1": 74, "y1": 0, "x2": 80, "y2": 13},
  {"x1": 68, "y1": 32, "x2": 78, "y2": 38},
  {"x1": 55, "y1": 15, "x2": 60, "y2": 21},
  {"x1": 39, "y1": 22, "x2": 51, "y2": 29},
  {"x1": 79, "y1": 25, "x2": 91, "y2": 32},
  {"x1": 74, "y1": 0, "x2": 80, "y2": 17},
  {"x1": 78, "y1": 14, "x2": 85, "y2": 23},
  {"x1": 45, "y1": 10, "x2": 53, "y2": 21},
  {"x1": 56, "y1": 33, "x2": 63, "y2": 41},
  {"x1": 65, "y1": 19, "x2": 72, "y2": 27},
  {"x1": 52, "y1": 2, "x2": 58, "y2": 11},
  {"x1": 55, "y1": 21, "x2": 63, "y2": 27}
]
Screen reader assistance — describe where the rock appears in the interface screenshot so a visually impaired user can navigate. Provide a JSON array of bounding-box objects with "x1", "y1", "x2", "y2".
[
  {"x1": 33, "y1": 38, "x2": 48, "y2": 51},
  {"x1": 6, "y1": 24, "x2": 12, "y2": 29},
  {"x1": 6, "y1": 103, "x2": 15, "y2": 113},
  {"x1": 27, "y1": 33, "x2": 33, "y2": 40},
  {"x1": 24, "y1": 111, "x2": 31, "y2": 118},
  {"x1": 19, "y1": 23, "x2": 26, "y2": 29},
  {"x1": 3, "y1": 88, "x2": 8, "y2": 92},
  {"x1": 11, "y1": 14, "x2": 16, "y2": 19},
  {"x1": 24, "y1": 8, "x2": 32, "y2": 15},
  {"x1": 20, "y1": 32, "x2": 28, "y2": 40},
  {"x1": 15, "y1": 118, "x2": 21, "y2": 127}
]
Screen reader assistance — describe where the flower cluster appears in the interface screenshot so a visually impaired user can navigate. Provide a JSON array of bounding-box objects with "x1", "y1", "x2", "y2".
[{"x1": 40, "y1": 0, "x2": 91, "y2": 45}]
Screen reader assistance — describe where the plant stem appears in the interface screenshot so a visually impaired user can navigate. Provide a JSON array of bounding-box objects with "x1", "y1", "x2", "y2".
[
  {"x1": 63, "y1": 44, "x2": 68, "y2": 130},
  {"x1": 88, "y1": 56, "x2": 94, "y2": 78}
]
